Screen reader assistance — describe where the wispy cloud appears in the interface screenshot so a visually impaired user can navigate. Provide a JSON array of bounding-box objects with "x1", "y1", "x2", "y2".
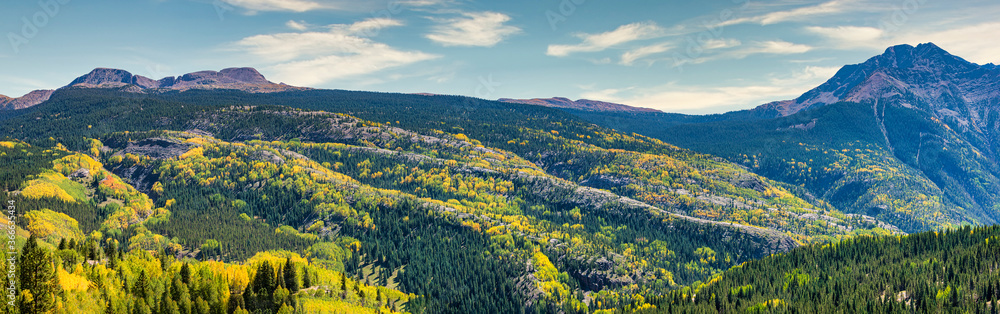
[
  {"x1": 893, "y1": 22, "x2": 1000, "y2": 64},
  {"x1": 806, "y1": 26, "x2": 884, "y2": 48},
  {"x1": 221, "y1": 0, "x2": 325, "y2": 13},
  {"x1": 675, "y1": 40, "x2": 811, "y2": 67},
  {"x1": 620, "y1": 42, "x2": 672, "y2": 66},
  {"x1": 721, "y1": 0, "x2": 857, "y2": 26},
  {"x1": 581, "y1": 66, "x2": 840, "y2": 113},
  {"x1": 221, "y1": 0, "x2": 450, "y2": 13},
  {"x1": 547, "y1": 22, "x2": 667, "y2": 57},
  {"x1": 285, "y1": 20, "x2": 310, "y2": 31},
  {"x1": 235, "y1": 18, "x2": 438, "y2": 86},
  {"x1": 425, "y1": 12, "x2": 521, "y2": 47}
]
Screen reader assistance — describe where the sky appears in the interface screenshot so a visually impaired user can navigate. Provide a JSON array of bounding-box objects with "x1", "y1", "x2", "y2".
[{"x1": 1, "y1": 0, "x2": 999, "y2": 114}]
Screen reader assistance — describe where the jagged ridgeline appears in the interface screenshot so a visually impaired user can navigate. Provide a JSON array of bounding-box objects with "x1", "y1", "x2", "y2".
[{"x1": 0, "y1": 85, "x2": 886, "y2": 313}]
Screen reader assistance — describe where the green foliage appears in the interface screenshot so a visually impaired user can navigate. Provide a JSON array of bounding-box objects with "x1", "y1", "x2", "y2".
[
  {"x1": 18, "y1": 235, "x2": 59, "y2": 314},
  {"x1": 3, "y1": 86, "x2": 951, "y2": 314},
  {"x1": 630, "y1": 225, "x2": 1000, "y2": 313},
  {"x1": 576, "y1": 102, "x2": 1000, "y2": 233}
]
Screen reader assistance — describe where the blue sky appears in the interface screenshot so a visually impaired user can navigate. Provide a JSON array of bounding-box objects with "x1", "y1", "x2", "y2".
[{"x1": 2, "y1": 0, "x2": 999, "y2": 114}]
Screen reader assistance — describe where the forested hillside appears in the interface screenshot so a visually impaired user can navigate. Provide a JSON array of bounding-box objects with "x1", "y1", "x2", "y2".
[
  {"x1": 577, "y1": 101, "x2": 1000, "y2": 234},
  {"x1": 569, "y1": 44, "x2": 1000, "y2": 235},
  {"x1": 0, "y1": 85, "x2": 896, "y2": 313},
  {"x1": 623, "y1": 225, "x2": 1000, "y2": 313},
  {"x1": 2, "y1": 47, "x2": 995, "y2": 312}
]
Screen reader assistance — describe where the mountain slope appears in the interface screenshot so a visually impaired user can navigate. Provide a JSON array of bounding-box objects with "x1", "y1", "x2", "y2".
[
  {"x1": 0, "y1": 80, "x2": 879, "y2": 312},
  {"x1": 561, "y1": 43, "x2": 1000, "y2": 234}
]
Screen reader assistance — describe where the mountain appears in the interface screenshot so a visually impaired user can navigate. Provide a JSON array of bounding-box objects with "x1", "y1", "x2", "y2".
[
  {"x1": 67, "y1": 67, "x2": 306, "y2": 93},
  {"x1": 0, "y1": 89, "x2": 54, "y2": 109},
  {"x1": 1, "y1": 67, "x2": 306, "y2": 111},
  {"x1": 751, "y1": 43, "x2": 999, "y2": 118},
  {"x1": 499, "y1": 97, "x2": 661, "y2": 113},
  {"x1": 563, "y1": 43, "x2": 1000, "y2": 234},
  {"x1": 2, "y1": 78, "x2": 883, "y2": 313},
  {"x1": 1, "y1": 44, "x2": 995, "y2": 313}
]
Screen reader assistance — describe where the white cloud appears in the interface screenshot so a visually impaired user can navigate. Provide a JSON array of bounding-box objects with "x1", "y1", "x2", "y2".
[
  {"x1": 807, "y1": 26, "x2": 885, "y2": 48},
  {"x1": 221, "y1": 0, "x2": 325, "y2": 13},
  {"x1": 721, "y1": 0, "x2": 856, "y2": 26},
  {"x1": 677, "y1": 40, "x2": 811, "y2": 66},
  {"x1": 235, "y1": 18, "x2": 437, "y2": 86},
  {"x1": 580, "y1": 88, "x2": 628, "y2": 101},
  {"x1": 547, "y1": 22, "x2": 666, "y2": 57},
  {"x1": 397, "y1": 0, "x2": 453, "y2": 6},
  {"x1": 339, "y1": 17, "x2": 404, "y2": 36},
  {"x1": 581, "y1": 66, "x2": 840, "y2": 113},
  {"x1": 222, "y1": 0, "x2": 450, "y2": 13},
  {"x1": 805, "y1": 21, "x2": 1000, "y2": 64},
  {"x1": 286, "y1": 20, "x2": 309, "y2": 31},
  {"x1": 620, "y1": 43, "x2": 672, "y2": 66},
  {"x1": 894, "y1": 22, "x2": 1000, "y2": 64},
  {"x1": 425, "y1": 12, "x2": 521, "y2": 47},
  {"x1": 748, "y1": 40, "x2": 813, "y2": 55},
  {"x1": 702, "y1": 38, "x2": 742, "y2": 50}
]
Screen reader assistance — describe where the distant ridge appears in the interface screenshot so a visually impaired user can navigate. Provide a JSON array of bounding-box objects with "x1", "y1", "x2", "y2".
[
  {"x1": 498, "y1": 97, "x2": 661, "y2": 113},
  {"x1": 1, "y1": 67, "x2": 308, "y2": 110},
  {"x1": 67, "y1": 67, "x2": 306, "y2": 93},
  {"x1": 0, "y1": 89, "x2": 54, "y2": 110}
]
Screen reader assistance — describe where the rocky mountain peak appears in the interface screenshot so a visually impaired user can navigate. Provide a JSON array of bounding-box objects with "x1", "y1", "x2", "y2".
[
  {"x1": 755, "y1": 42, "x2": 994, "y2": 117},
  {"x1": 2, "y1": 67, "x2": 307, "y2": 110},
  {"x1": 219, "y1": 67, "x2": 269, "y2": 84},
  {"x1": 868, "y1": 43, "x2": 976, "y2": 73},
  {"x1": 68, "y1": 68, "x2": 140, "y2": 87},
  {"x1": 0, "y1": 89, "x2": 55, "y2": 110}
]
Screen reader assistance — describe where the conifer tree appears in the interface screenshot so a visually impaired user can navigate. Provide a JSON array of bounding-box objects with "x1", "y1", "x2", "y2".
[
  {"x1": 18, "y1": 235, "x2": 59, "y2": 314},
  {"x1": 180, "y1": 263, "x2": 192, "y2": 285},
  {"x1": 283, "y1": 257, "x2": 299, "y2": 293}
]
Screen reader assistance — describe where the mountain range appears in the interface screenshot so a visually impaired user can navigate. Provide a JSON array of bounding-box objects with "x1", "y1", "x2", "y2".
[
  {"x1": 0, "y1": 67, "x2": 305, "y2": 110},
  {"x1": 2, "y1": 42, "x2": 999, "y2": 313}
]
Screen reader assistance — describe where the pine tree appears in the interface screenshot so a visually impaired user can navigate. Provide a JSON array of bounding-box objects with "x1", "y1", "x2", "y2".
[
  {"x1": 133, "y1": 270, "x2": 150, "y2": 301},
  {"x1": 302, "y1": 267, "x2": 311, "y2": 288},
  {"x1": 18, "y1": 235, "x2": 59, "y2": 314},
  {"x1": 341, "y1": 273, "x2": 347, "y2": 292},
  {"x1": 283, "y1": 257, "x2": 299, "y2": 293},
  {"x1": 180, "y1": 262, "x2": 192, "y2": 285}
]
